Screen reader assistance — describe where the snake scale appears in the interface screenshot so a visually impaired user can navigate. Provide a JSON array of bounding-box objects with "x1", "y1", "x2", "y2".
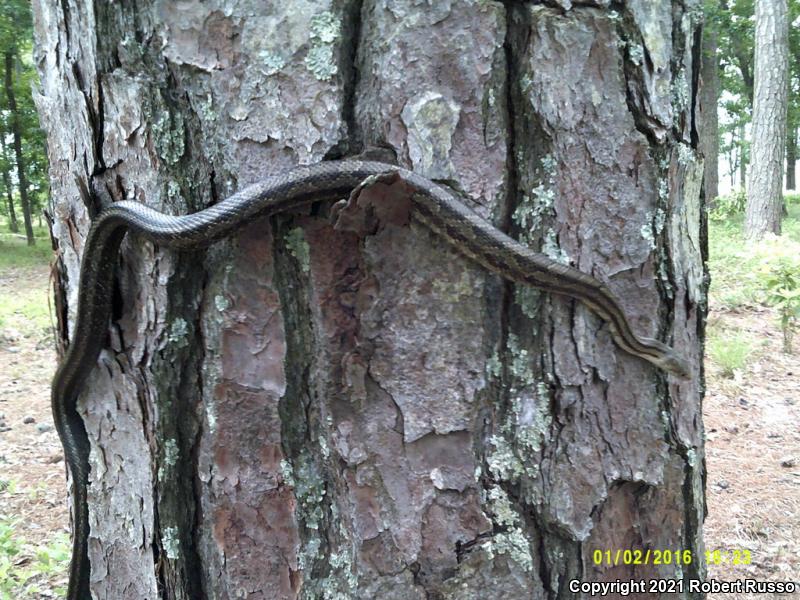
[{"x1": 52, "y1": 159, "x2": 690, "y2": 599}]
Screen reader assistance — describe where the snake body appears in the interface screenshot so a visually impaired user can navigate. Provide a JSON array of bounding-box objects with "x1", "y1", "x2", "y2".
[{"x1": 52, "y1": 159, "x2": 689, "y2": 599}]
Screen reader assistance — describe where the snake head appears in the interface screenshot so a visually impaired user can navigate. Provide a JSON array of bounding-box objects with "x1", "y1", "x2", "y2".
[
  {"x1": 663, "y1": 354, "x2": 692, "y2": 380},
  {"x1": 645, "y1": 346, "x2": 691, "y2": 379}
]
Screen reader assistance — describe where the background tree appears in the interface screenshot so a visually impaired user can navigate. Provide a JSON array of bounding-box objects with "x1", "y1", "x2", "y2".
[
  {"x1": 745, "y1": 0, "x2": 789, "y2": 239},
  {"x1": 787, "y1": 0, "x2": 800, "y2": 189},
  {"x1": 0, "y1": 131, "x2": 19, "y2": 232},
  {"x1": 1, "y1": 5, "x2": 34, "y2": 245},
  {"x1": 718, "y1": 0, "x2": 755, "y2": 188},
  {"x1": 702, "y1": 1, "x2": 723, "y2": 202},
  {"x1": 716, "y1": 0, "x2": 799, "y2": 196},
  {"x1": 0, "y1": 0, "x2": 49, "y2": 240},
  {"x1": 32, "y1": 1, "x2": 706, "y2": 598}
]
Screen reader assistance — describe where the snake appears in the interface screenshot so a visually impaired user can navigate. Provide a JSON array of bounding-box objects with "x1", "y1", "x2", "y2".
[{"x1": 52, "y1": 159, "x2": 690, "y2": 600}]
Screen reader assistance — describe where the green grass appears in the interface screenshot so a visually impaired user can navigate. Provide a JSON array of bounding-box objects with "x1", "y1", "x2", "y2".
[
  {"x1": 706, "y1": 331, "x2": 755, "y2": 377},
  {"x1": 0, "y1": 288, "x2": 52, "y2": 333},
  {"x1": 0, "y1": 231, "x2": 52, "y2": 271},
  {"x1": 706, "y1": 201, "x2": 800, "y2": 372},
  {"x1": 0, "y1": 216, "x2": 53, "y2": 334},
  {"x1": 708, "y1": 204, "x2": 800, "y2": 309},
  {"x1": 0, "y1": 518, "x2": 69, "y2": 600}
]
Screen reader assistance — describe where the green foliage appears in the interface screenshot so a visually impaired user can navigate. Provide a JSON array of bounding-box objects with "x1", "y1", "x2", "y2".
[
  {"x1": 0, "y1": 519, "x2": 69, "y2": 599},
  {"x1": 709, "y1": 189, "x2": 747, "y2": 221},
  {"x1": 0, "y1": 0, "x2": 49, "y2": 229},
  {"x1": 709, "y1": 204, "x2": 800, "y2": 358},
  {"x1": 709, "y1": 218, "x2": 762, "y2": 308},
  {"x1": 0, "y1": 223, "x2": 52, "y2": 335},
  {"x1": 707, "y1": 331, "x2": 754, "y2": 378},
  {"x1": 709, "y1": 205, "x2": 800, "y2": 309},
  {"x1": 761, "y1": 257, "x2": 800, "y2": 353}
]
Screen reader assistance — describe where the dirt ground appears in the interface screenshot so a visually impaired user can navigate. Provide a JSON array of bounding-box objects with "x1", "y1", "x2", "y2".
[
  {"x1": 0, "y1": 265, "x2": 798, "y2": 598},
  {"x1": 703, "y1": 302, "x2": 800, "y2": 598},
  {"x1": 0, "y1": 264, "x2": 70, "y2": 595}
]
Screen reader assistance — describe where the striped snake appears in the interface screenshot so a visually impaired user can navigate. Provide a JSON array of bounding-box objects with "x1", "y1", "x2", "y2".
[{"x1": 52, "y1": 159, "x2": 690, "y2": 599}]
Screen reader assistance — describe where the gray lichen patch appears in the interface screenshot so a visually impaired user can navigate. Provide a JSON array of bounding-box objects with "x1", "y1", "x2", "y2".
[
  {"x1": 309, "y1": 10, "x2": 341, "y2": 44},
  {"x1": 293, "y1": 450, "x2": 327, "y2": 532},
  {"x1": 318, "y1": 549, "x2": 359, "y2": 600},
  {"x1": 511, "y1": 154, "x2": 559, "y2": 257},
  {"x1": 304, "y1": 11, "x2": 341, "y2": 81},
  {"x1": 513, "y1": 286, "x2": 540, "y2": 321},
  {"x1": 157, "y1": 438, "x2": 180, "y2": 482},
  {"x1": 484, "y1": 529, "x2": 534, "y2": 573},
  {"x1": 541, "y1": 229, "x2": 570, "y2": 265},
  {"x1": 214, "y1": 294, "x2": 230, "y2": 312},
  {"x1": 511, "y1": 183, "x2": 554, "y2": 237},
  {"x1": 290, "y1": 453, "x2": 360, "y2": 600},
  {"x1": 484, "y1": 333, "x2": 551, "y2": 484},
  {"x1": 401, "y1": 91, "x2": 461, "y2": 180},
  {"x1": 485, "y1": 349, "x2": 503, "y2": 381},
  {"x1": 167, "y1": 317, "x2": 190, "y2": 349},
  {"x1": 259, "y1": 50, "x2": 288, "y2": 77},
  {"x1": 475, "y1": 487, "x2": 534, "y2": 573},
  {"x1": 161, "y1": 526, "x2": 181, "y2": 561},
  {"x1": 486, "y1": 434, "x2": 526, "y2": 482},
  {"x1": 506, "y1": 333, "x2": 535, "y2": 389},
  {"x1": 671, "y1": 67, "x2": 691, "y2": 115},
  {"x1": 150, "y1": 106, "x2": 186, "y2": 167},
  {"x1": 285, "y1": 227, "x2": 311, "y2": 273},
  {"x1": 512, "y1": 387, "x2": 552, "y2": 454},
  {"x1": 305, "y1": 44, "x2": 337, "y2": 81}
]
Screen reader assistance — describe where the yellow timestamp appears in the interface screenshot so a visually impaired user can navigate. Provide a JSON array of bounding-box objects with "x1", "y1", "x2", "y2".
[
  {"x1": 705, "y1": 549, "x2": 752, "y2": 565},
  {"x1": 592, "y1": 549, "x2": 753, "y2": 567},
  {"x1": 593, "y1": 549, "x2": 694, "y2": 566}
]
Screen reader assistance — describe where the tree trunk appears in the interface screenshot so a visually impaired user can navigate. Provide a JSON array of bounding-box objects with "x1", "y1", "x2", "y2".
[
  {"x1": 2, "y1": 172, "x2": 17, "y2": 233},
  {"x1": 33, "y1": 2, "x2": 706, "y2": 598},
  {"x1": 745, "y1": 0, "x2": 789, "y2": 239},
  {"x1": 788, "y1": 124, "x2": 797, "y2": 190},
  {"x1": 0, "y1": 133, "x2": 19, "y2": 233},
  {"x1": 3, "y1": 51, "x2": 35, "y2": 245},
  {"x1": 700, "y1": 25, "x2": 719, "y2": 203},
  {"x1": 739, "y1": 120, "x2": 748, "y2": 190}
]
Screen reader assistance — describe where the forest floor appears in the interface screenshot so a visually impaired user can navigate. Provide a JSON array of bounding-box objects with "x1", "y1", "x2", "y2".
[{"x1": 0, "y1": 223, "x2": 799, "y2": 598}]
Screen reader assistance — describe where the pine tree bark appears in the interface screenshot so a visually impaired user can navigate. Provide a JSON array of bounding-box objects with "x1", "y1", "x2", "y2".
[
  {"x1": 0, "y1": 132, "x2": 19, "y2": 233},
  {"x1": 739, "y1": 121, "x2": 748, "y2": 190},
  {"x1": 745, "y1": 0, "x2": 789, "y2": 239},
  {"x1": 3, "y1": 51, "x2": 34, "y2": 245},
  {"x1": 33, "y1": 1, "x2": 706, "y2": 598},
  {"x1": 700, "y1": 25, "x2": 719, "y2": 203}
]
